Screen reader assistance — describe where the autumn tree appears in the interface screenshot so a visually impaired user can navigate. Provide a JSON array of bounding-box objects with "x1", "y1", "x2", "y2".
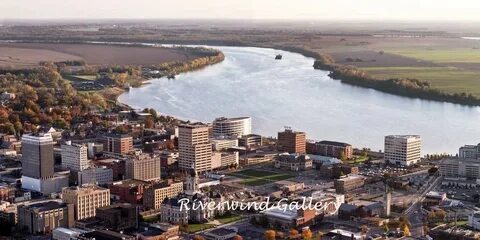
[
  {"x1": 289, "y1": 229, "x2": 299, "y2": 239},
  {"x1": 233, "y1": 235, "x2": 243, "y2": 240},
  {"x1": 192, "y1": 235, "x2": 205, "y2": 240},
  {"x1": 302, "y1": 228, "x2": 313, "y2": 240},
  {"x1": 403, "y1": 224, "x2": 411, "y2": 236},
  {"x1": 264, "y1": 230, "x2": 276, "y2": 240}
]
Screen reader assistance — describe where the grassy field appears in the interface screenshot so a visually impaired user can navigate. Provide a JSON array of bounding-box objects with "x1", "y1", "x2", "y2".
[
  {"x1": 360, "y1": 66, "x2": 480, "y2": 96},
  {"x1": 229, "y1": 169, "x2": 294, "y2": 186},
  {"x1": 215, "y1": 214, "x2": 243, "y2": 224},
  {"x1": 185, "y1": 223, "x2": 216, "y2": 233},
  {"x1": 389, "y1": 48, "x2": 480, "y2": 63}
]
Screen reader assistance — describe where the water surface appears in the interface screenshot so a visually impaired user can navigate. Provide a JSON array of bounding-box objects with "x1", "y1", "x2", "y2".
[{"x1": 119, "y1": 46, "x2": 480, "y2": 154}]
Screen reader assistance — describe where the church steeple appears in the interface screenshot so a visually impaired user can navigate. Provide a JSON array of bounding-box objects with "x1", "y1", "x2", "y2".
[{"x1": 185, "y1": 162, "x2": 199, "y2": 195}]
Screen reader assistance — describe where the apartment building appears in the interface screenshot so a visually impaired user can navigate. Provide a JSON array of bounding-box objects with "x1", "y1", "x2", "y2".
[
  {"x1": 61, "y1": 185, "x2": 110, "y2": 220},
  {"x1": 306, "y1": 140, "x2": 353, "y2": 159}
]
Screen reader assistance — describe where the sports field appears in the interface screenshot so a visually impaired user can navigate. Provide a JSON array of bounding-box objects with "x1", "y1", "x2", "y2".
[{"x1": 229, "y1": 169, "x2": 294, "y2": 186}]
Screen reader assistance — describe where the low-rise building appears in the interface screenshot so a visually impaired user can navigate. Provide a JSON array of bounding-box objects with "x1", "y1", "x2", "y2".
[
  {"x1": 274, "y1": 153, "x2": 312, "y2": 171},
  {"x1": 109, "y1": 179, "x2": 150, "y2": 205},
  {"x1": 211, "y1": 138, "x2": 238, "y2": 151},
  {"x1": 96, "y1": 203, "x2": 138, "y2": 231},
  {"x1": 439, "y1": 157, "x2": 480, "y2": 178},
  {"x1": 262, "y1": 205, "x2": 316, "y2": 230},
  {"x1": 469, "y1": 211, "x2": 480, "y2": 231},
  {"x1": 143, "y1": 181, "x2": 183, "y2": 210},
  {"x1": 204, "y1": 227, "x2": 238, "y2": 240},
  {"x1": 334, "y1": 175, "x2": 365, "y2": 193},
  {"x1": 77, "y1": 166, "x2": 114, "y2": 186},
  {"x1": 77, "y1": 229, "x2": 135, "y2": 240},
  {"x1": 306, "y1": 140, "x2": 353, "y2": 159},
  {"x1": 17, "y1": 200, "x2": 74, "y2": 234},
  {"x1": 238, "y1": 134, "x2": 262, "y2": 148}
]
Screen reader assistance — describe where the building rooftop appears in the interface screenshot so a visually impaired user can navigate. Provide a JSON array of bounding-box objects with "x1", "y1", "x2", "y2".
[
  {"x1": 24, "y1": 200, "x2": 68, "y2": 212},
  {"x1": 79, "y1": 229, "x2": 133, "y2": 240},
  {"x1": 385, "y1": 135, "x2": 420, "y2": 139},
  {"x1": 207, "y1": 227, "x2": 237, "y2": 236},
  {"x1": 316, "y1": 140, "x2": 352, "y2": 147},
  {"x1": 214, "y1": 116, "x2": 250, "y2": 122}
]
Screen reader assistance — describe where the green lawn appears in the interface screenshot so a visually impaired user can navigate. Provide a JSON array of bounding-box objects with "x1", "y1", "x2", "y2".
[
  {"x1": 229, "y1": 169, "x2": 294, "y2": 186},
  {"x1": 186, "y1": 223, "x2": 216, "y2": 233},
  {"x1": 360, "y1": 66, "x2": 480, "y2": 97},
  {"x1": 215, "y1": 214, "x2": 243, "y2": 224},
  {"x1": 344, "y1": 155, "x2": 369, "y2": 164}
]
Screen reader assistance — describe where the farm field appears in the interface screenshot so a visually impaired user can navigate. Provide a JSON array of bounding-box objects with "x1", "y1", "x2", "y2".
[
  {"x1": 359, "y1": 66, "x2": 480, "y2": 96},
  {"x1": 0, "y1": 43, "x2": 198, "y2": 69}
]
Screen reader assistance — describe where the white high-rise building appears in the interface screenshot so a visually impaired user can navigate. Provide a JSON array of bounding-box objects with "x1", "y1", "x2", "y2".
[
  {"x1": 384, "y1": 135, "x2": 421, "y2": 166},
  {"x1": 61, "y1": 141, "x2": 88, "y2": 172},
  {"x1": 178, "y1": 124, "x2": 212, "y2": 173},
  {"x1": 212, "y1": 117, "x2": 251, "y2": 138}
]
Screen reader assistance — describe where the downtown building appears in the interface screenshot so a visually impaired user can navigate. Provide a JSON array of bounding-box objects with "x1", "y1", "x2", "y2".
[
  {"x1": 212, "y1": 117, "x2": 251, "y2": 138},
  {"x1": 61, "y1": 141, "x2": 89, "y2": 172},
  {"x1": 384, "y1": 135, "x2": 421, "y2": 166},
  {"x1": 306, "y1": 140, "x2": 353, "y2": 159},
  {"x1": 61, "y1": 185, "x2": 110, "y2": 220},
  {"x1": 21, "y1": 133, "x2": 68, "y2": 194},
  {"x1": 17, "y1": 200, "x2": 74, "y2": 234},
  {"x1": 178, "y1": 124, "x2": 212, "y2": 173},
  {"x1": 125, "y1": 152, "x2": 161, "y2": 182},
  {"x1": 277, "y1": 128, "x2": 306, "y2": 154},
  {"x1": 102, "y1": 133, "x2": 133, "y2": 156},
  {"x1": 143, "y1": 180, "x2": 184, "y2": 210}
]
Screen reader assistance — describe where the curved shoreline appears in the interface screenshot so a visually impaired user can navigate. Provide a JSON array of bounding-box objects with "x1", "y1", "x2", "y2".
[{"x1": 5, "y1": 38, "x2": 479, "y2": 106}]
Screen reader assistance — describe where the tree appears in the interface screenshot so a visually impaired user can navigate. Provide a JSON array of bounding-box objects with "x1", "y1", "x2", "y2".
[
  {"x1": 383, "y1": 224, "x2": 389, "y2": 233},
  {"x1": 315, "y1": 231, "x2": 324, "y2": 240},
  {"x1": 289, "y1": 229, "x2": 299, "y2": 239},
  {"x1": 302, "y1": 228, "x2": 313, "y2": 240},
  {"x1": 264, "y1": 230, "x2": 276, "y2": 240},
  {"x1": 403, "y1": 224, "x2": 411, "y2": 236},
  {"x1": 233, "y1": 235, "x2": 243, "y2": 240},
  {"x1": 192, "y1": 235, "x2": 205, "y2": 240},
  {"x1": 340, "y1": 151, "x2": 347, "y2": 161}
]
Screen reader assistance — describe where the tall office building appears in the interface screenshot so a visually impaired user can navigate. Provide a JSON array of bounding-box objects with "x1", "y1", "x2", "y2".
[
  {"x1": 102, "y1": 134, "x2": 133, "y2": 155},
  {"x1": 384, "y1": 135, "x2": 421, "y2": 166},
  {"x1": 61, "y1": 141, "x2": 88, "y2": 172},
  {"x1": 178, "y1": 124, "x2": 212, "y2": 173},
  {"x1": 277, "y1": 128, "x2": 306, "y2": 154},
  {"x1": 125, "y1": 153, "x2": 161, "y2": 181},
  {"x1": 21, "y1": 133, "x2": 69, "y2": 194},
  {"x1": 22, "y1": 133, "x2": 55, "y2": 179},
  {"x1": 212, "y1": 117, "x2": 251, "y2": 138},
  {"x1": 62, "y1": 185, "x2": 110, "y2": 220}
]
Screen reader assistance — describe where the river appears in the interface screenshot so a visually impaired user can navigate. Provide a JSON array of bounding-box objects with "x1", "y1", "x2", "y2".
[{"x1": 118, "y1": 46, "x2": 480, "y2": 154}]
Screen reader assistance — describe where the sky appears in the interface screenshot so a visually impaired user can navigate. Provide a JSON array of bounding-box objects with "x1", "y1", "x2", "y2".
[{"x1": 2, "y1": 0, "x2": 480, "y2": 21}]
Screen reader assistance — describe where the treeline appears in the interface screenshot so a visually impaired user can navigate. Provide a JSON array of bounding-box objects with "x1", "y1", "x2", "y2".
[
  {"x1": 313, "y1": 56, "x2": 480, "y2": 106},
  {"x1": 149, "y1": 47, "x2": 224, "y2": 74},
  {"x1": 0, "y1": 64, "x2": 108, "y2": 135}
]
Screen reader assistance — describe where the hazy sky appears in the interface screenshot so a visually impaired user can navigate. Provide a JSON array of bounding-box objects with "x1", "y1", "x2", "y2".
[{"x1": 2, "y1": 0, "x2": 480, "y2": 21}]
